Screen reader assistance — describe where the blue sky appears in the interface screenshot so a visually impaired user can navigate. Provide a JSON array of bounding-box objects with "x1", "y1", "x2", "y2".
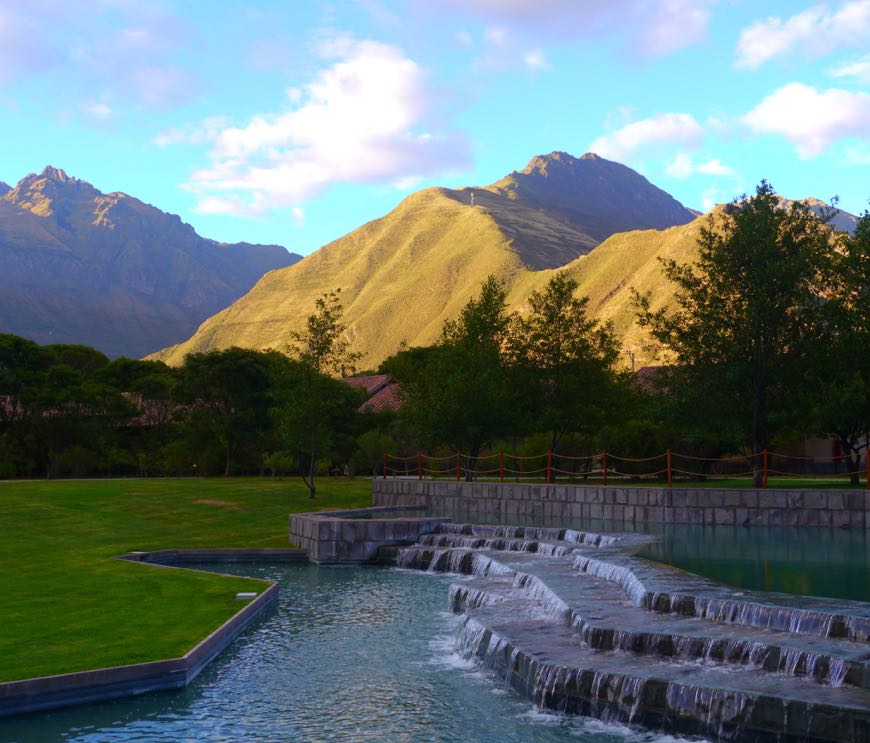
[{"x1": 2, "y1": 0, "x2": 869, "y2": 254}]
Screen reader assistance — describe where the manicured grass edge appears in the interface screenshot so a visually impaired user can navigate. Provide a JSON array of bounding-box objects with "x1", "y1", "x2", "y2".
[{"x1": 0, "y1": 549, "x2": 306, "y2": 718}]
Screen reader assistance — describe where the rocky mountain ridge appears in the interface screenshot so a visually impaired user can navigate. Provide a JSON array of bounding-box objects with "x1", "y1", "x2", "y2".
[{"x1": 0, "y1": 166, "x2": 301, "y2": 357}]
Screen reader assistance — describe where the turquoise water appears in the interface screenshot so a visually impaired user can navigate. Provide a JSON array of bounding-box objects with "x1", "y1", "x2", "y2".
[
  {"x1": 642, "y1": 523, "x2": 870, "y2": 602},
  {"x1": 0, "y1": 563, "x2": 692, "y2": 743},
  {"x1": 430, "y1": 511, "x2": 870, "y2": 602}
]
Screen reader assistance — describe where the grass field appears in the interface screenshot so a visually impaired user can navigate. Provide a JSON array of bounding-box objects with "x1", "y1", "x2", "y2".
[{"x1": 0, "y1": 477, "x2": 370, "y2": 683}]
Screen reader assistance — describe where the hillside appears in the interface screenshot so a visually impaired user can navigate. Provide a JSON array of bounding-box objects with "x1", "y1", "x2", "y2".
[
  {"x1": 152, "y1": 153, "x2": 699, "y2": 366},
  {"x1": 0, "y1": 167, "x2": 301, "y2": 357},
  {"x1": 152, "y1": 151, "x2": 860, "y2": 370}
]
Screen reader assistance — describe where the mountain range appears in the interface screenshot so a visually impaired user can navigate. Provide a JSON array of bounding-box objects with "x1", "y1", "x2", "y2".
[
  {"x1": 3, "y1": 154, "x2": 857, "y2": 367},
  {"x1": 150, "y1": 152, "x2": 703, "y2": 367},
  {"x1": 152, "y1": 152, "x2": 860, "y2": 369},
  {"x1": 0, "y1": 167, "x2": 300, "y2": 357}
]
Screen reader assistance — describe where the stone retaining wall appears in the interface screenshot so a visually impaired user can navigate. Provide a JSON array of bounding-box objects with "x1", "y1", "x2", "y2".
[
  {"x1": 289, "y1": 505, "x2": 451, "y2": 563},
  {"x1": 372, "y1": 480, "x2": 870, "y2": 529}
]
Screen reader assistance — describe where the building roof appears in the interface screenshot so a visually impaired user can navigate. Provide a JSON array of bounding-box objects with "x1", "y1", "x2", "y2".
[
  {"x1": 343, "y1": 374, "x2": 404, "y2": 413},
  {"x1": 634, "y1": 365, "x2": 673, "y2": 394},
  {"x1": 342, "y1": 374, "x2": 391, "y2": 395},
  {"x1": 359, "y1": 382, "x2": 405, "y2": 413}
]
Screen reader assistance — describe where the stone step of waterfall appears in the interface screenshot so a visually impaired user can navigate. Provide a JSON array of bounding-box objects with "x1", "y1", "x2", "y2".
[
  {"x1": 456, "y1": 607, "x2": 870, "y2": 743},
  {"x1": 435, "y1": 522, "x2": 653, "y2": 551},
  {"x1": 418, "y1": 532, "x2": 581, "y2": 557},
  {"x1": 397, "y1": 543, "x2": 870, "y2": 689},
  {"x1": 572, "y1": 552, "x2": 870, "y2": 642},
  {"x1": 451, "y1": 565, "x2": 870, "y2": 689}
]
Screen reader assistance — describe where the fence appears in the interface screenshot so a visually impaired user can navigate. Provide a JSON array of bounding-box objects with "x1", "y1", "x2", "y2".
[{"x1": 382, "y1": 449, "x2": 870, "y2": 488}]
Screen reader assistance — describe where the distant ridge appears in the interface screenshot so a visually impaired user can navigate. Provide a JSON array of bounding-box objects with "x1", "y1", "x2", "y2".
[
  {"x1": 151, "y1": 151, "x2": 700, "y2": 366},
  {"x1": 0, "y1": 167, "x2": 301, "y2": 357},
  {"x1": 0, "y1": 182, "x2": 10, "y2": 196},
  {"x1": 486, "y1": 151, "x2": 697, "y2": 242}
]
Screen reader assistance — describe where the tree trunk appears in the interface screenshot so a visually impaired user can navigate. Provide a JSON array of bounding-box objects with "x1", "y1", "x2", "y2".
[
  {"x1": 465, "y1": 444, "x2": 480, "y2": 482},
  {"x1": 305, "y1": 448, "x2": 316, "y2": 498}
]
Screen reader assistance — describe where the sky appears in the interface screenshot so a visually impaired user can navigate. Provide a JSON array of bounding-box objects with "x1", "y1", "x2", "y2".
[{"x1": 1, "y1": 0, "x2": 869, "y2": 255}]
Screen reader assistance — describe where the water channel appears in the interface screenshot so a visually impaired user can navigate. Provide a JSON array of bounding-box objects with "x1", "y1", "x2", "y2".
[{"x1": 1, "y1": 522, "x2": 867, "y2": 742}]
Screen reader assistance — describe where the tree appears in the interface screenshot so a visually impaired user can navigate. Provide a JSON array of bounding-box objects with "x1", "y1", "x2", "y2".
[
  {"x1": 510, "y1": 274, "x2": 621, "y2": 459},
  {"x1": 176, "y1": 348, "x2": 277, "y2": 476},
  {"x1": 811, "y1": 210, "x2": 870, "y2": 483},
  {"x1": 635, "y1": 182, "x2": 836, "y2": 485},
  {"x1": 395, "y1": 276, "x2": 522, "y2": 475},
  {"x1": 281, "y1": 289, "x2": 362, "y2": 497}
]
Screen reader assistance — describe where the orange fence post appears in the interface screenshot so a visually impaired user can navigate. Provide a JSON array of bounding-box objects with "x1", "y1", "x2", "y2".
[
  {"x1": 417, "y1": 452, "x2": 423, "y2": 480},
  {"x1": 456, "y1": 451, "x2": 461, "y2": 481},
  {"x1": 383, "y1": 453, "x2": 388, "y2": 479},
  {"x1": 499, "y1": 451, "x2": 505, "y2": 483},
  {"x1": 603, "y1": 452, "x2": 608, "y2": 486},
  {"x1": 546, "y1": 450, "x2": 553, "y2": 483},
  {"x1": 666, "y1": 449, "x2": 673, "y2": 486},
  {"x1": 762, "y1": 449, "x2": 769, "y2": 489}
]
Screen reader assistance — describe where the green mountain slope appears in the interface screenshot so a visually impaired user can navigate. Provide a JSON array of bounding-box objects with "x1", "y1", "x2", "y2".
[
  {"x1": 0, "y1": 167, "x2": 301, "y2": 357},
  {"x1": 151, "y1": 154, "x2": 860, "y2": 369},
  {"x1": 152, "y1": 153, "x2": 698, "y2": 367}
]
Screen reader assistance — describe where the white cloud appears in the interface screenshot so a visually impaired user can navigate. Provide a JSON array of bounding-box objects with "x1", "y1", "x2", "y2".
[
  {"x1": 666, "y1": 153, "x2": 735, "y2": 179},
  {"x1": 589, "y1": 113, "x2": 704, "y2": 161},
  {"x1": 831, "y1": 53, "x2": 870, "y2": 82},
  {"x1": 735, "y1": 1, "x2": 870, "y2": 70},
  {"x1": 742, "y1": 82, "x2": 870, "y2": 157},
  {"x1": 155, "y1": 116, "x2": 232, "y2": 148},
  {"x1": 665, "y1": 152, "x2": 694, "y2": 179},
  {"x1": 428, "y1": 0, "x2": 714, "y2": 56},
  {"x1": 177, "y1": 40, "x2": 472, "y2": 216},
  {"x1": 81, "y1": 99, "x2": 113, "y2": 122},
  {"x1": 701, "y1": 186, "x2": 729, "y2": 211},
  {"x1": 695, "y1": 159, "x2": 734, "y2": 176},
  {"x1": 522, "y1": 50, "x2": 551, "y2": 71}
]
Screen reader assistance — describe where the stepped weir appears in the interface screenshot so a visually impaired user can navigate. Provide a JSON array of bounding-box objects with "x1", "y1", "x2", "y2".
[{"x1": 389, "y1": 522, "x2": 870, "y2": 742}]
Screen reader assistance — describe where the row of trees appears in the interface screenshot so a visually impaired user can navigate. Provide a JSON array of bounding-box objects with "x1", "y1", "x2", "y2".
[
  {"x1": 1, "y1": 183, "x2": 867, "y2": 488},
  {"x1": 381, "y1": 183, "x2": 869, "y2": 484},
  {"x1": 0, "y1": 323, "x2": 364, "y2": 493}
]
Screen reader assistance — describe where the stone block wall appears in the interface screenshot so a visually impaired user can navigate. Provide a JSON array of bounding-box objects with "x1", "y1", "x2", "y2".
[
  {"x1": 289, "y1": 505, "x2": 450, "y2": 563},
  {"x1": 371, "y1": 480, "x2": 870, "y2": 529}
]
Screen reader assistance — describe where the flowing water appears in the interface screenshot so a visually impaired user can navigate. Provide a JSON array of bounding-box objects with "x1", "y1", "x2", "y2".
[
  {"x1": 429, "y1": 511, "x2": 870, "y2": 601},
  {"x1": 0, "y1": 563, "x2": 698, "y2": 743}
]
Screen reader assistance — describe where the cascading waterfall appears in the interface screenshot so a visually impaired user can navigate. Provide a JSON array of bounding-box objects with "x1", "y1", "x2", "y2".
[{"x1": 396, "y1": 521, "x2": 870, "y2": 742}]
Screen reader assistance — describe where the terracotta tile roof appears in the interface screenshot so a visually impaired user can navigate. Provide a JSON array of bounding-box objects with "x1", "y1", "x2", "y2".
[
  {"x1": 342, "y1": 374, "x2": 391, "y2": 395},
  {"x1": 359, "y1": 382, "x2": 405, "y2": 413},
  {"x1": 634, "y1": 365, "x2": 673, "y2": 394}
]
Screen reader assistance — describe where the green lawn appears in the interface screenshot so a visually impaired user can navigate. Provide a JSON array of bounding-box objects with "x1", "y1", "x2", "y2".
[{"x1": 0, "y1": 477, "x2": 370, "y2": 683}]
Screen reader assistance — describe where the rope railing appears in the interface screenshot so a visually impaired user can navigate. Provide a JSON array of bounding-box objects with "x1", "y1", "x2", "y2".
[{"x1": 382, "y1": 447, "x2": 870, "y2": 487}]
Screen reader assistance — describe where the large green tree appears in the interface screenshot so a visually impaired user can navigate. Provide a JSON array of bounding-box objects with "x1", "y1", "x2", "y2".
[
  {"x1": 811, "y1": 210, "x2": 870, "y2": 482},
  {"x1": 277, "y1": 289, "x2": 363, "y2": 497},
  {"x1": 176, "y1": 348, "x2": 278, "y2": 476},
  {"x1": 510, "y1": 274, "x2": 621, "y2": 458},
  {"x1": 636, "y1": 182, "x2": 836, "y2": 484},
  {"x1": 394, "y1": 276, "x2": 522, "y2": 475}
]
